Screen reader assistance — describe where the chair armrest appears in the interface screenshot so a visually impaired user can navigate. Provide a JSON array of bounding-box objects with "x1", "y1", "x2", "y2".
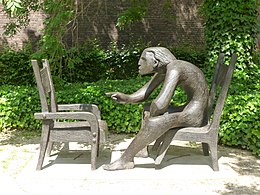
[
  {"x1": 58, "y1": 104, "x2": 101, "y2": 119},
  {"x1": 34, "y1": 112, "x2": 99, "y2": 132}
]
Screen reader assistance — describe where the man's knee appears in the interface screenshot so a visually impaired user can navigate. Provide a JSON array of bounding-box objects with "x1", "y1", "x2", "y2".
[{"x1": 143, "y1": 117, "x2": 166, "y2": 132}]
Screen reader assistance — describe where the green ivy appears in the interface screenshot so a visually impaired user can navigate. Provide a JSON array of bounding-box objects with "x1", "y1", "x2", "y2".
[
  {"x1": 200, "y1": 0, "x2": 258, "y2": 81},
  {"x1": 0, "y1": 77, "x2": 187, "y2": 134},
  {"x1": 200, "y1": 0, "x2": 259, "y2": 156},
  {"x1": 0, "y1": 85, "x2": 41, "y2": 131},
  {"x1": 0, "y1": 46, "x2": 34, "y2": 85},
  {"x1": 220, "y1": 91, "x2": 260, "y2": 156},
  {"x1": 1, "y1": 78, "x2": 259, "y2": 156}
]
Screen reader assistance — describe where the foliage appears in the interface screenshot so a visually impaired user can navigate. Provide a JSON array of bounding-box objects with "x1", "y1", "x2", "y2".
[
  {"x1": 36, "y1": 39, "x2": 148, "y2": 83},
  {"x1": 0, "y1": 76, "x2": 259, "y2": 155},
  {"x1": 0, "y1": 79, "x2": 148, "y2": 133},
  {"x1": 199, "y1": 0, "x2": 259, "y2": 156},
  {"x1": 170, "y1": 45, "x2": 207, "y2": 68},
  {"x1": 220, "y1": 91, "x2": 260, "y2": 156},
  {"x1": 0, "y1": 45, "x2": 34, "y2": 85},
  {"x1": 103, "y1": 41, "x2": 147, "y2": 80},
  {"x1": 253, "y1": 50, "x2": 260, "y2": 66},
  {"x1": 200, "y1": 0, "x2": 258, "y2": 80},
  {"x1": 116, "y1": 0, "x2": 174, "y2": 30},
  {"x1": 0, "y1": 41, "x2": 207, "y2": 85},
  {"x1": 116, "y1": 0, "x2": 148, "y2": 30},
  {"x1": 0, "y1": 85, "x2": 41, "y2": 131},
  {"x1": 32, "y1": 0, "x2": 76, "y2": 79}
]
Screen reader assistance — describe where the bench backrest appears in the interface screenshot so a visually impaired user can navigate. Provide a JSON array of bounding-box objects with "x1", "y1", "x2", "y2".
[
  {"x1": 208, "y1": 53, "x2": 237, "y2": 131},
  {"x1": 32, "y1": 59, "x2": 57, "y2": 113}
]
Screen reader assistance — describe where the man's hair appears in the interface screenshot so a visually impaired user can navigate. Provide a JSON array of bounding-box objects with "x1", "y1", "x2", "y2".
[{"x1": 144, "y1": 47, "x2": 176, "y2": 67}]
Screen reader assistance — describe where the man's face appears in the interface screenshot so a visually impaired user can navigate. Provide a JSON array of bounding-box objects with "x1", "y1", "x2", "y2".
[{"x1": 138, "y1": 51, "x2": 157, "y2": 75}]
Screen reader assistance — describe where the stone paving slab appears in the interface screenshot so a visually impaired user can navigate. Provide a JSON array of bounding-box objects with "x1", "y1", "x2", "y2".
[{"x1": 0, "y1": 136, "x2": 259, "y2": 194}]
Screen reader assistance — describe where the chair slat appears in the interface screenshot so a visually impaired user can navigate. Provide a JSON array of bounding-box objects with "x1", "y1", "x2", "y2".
[
  {"x1": 216, "y1": 63, "x2": 228, "y2": 86},
  {"x1": 40, "y1": 68, "x2": 51, "y2": 93}
]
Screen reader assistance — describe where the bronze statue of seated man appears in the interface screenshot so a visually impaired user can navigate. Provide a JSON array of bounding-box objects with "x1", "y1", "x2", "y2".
[{"x1": 104, "y1": 47, "x2": 209, "y2": 171}]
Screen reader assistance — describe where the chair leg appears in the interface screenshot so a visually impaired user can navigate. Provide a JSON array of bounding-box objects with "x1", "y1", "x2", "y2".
[
  {"x1": 151, "y1": 133, "x2": 166, "y2": 153},
  {"x1": 154, "y1": 130, "x2": 177, "y2": 165},
  {"x1": 36, "y1": 121, "x2": 50, "y2": 170},
  {"x1": 209, "y1": 142, "x2": 219, "y2": 171},
  {"x1": 91, "y1": 134, "x2": 98, "y2": 170},
  {"x1": 46, "y1": 142, "x2": 54, "y2": 157},
  {"x1": 202, "y1": 143, "x2": 209, "y2": 156},
  {"x1": 97, "y1": 132, "x2": 100, "y2": 157}
]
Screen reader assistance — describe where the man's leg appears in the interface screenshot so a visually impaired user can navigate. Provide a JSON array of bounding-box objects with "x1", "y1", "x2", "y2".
[{"x1": 103, "y1": 114, "x2": 179, "y2": 171}]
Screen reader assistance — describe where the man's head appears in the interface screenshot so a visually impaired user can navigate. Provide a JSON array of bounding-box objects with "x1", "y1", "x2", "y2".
[{"x1": 138, "y1": 47, "x2": 176, "y2": 75}]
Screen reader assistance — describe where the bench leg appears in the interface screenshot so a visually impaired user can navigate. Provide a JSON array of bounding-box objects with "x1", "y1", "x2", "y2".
[
  {"x1": 209, "y1": 142, "x2": 219, "y2": 171},
  {"x1": 46, "y1": 142, "x2": 54, "y2": 157},
  {"x1": 91, "y1": 134, "x2": 99, "y2": 170},
  {"x1": 36, "y1": 120, "x2": 50, "y2": 170},
  {"x1": 154, "y1": 130, "x2": 177, "y2": 165}
]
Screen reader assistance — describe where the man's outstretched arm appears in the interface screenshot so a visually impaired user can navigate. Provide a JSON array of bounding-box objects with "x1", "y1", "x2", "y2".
[{"x1": 127, "y1": 73, "x2": 165, "y2": 103}]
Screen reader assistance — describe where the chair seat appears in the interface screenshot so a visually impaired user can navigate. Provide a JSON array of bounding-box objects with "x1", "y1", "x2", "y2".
[
  {"x1": 177, "y1": 125, "x2": 210, "y2": 133},
  {"x1": 173, "y1": 124, "x2": 212, "y2": 142}
]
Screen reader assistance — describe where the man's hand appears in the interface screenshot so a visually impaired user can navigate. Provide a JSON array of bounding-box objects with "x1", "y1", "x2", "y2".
[{"x1": 105, "y1": 92, "x2": 129, "y2": 104}]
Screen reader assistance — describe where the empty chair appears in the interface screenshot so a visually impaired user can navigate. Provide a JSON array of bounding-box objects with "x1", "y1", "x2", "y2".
[
  {"x1": 32, "y1": 59, "x2": 107, "y2": 170},
  {"x1": 151, "y1": 53, "x2": 237, "y2": 171}
]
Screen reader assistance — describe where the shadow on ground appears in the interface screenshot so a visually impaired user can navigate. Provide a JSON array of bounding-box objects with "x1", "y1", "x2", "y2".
[
  {"x1": 0, "y1": 130, "x2": 259, "y2": 194},
  {"x1": 219, "y1": 182, "x2": 259, "y2": 195}
]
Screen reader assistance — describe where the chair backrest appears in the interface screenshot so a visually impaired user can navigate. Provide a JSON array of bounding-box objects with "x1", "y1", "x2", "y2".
[
  {"x1": 32, "y1": 59, "x2": 57, "y2": 113},
  {"x1": 208, "y1": 53, "x2": 237, "y2": 131}
]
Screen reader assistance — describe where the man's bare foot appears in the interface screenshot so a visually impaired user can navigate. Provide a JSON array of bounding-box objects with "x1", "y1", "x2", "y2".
[{"x1": 103, "y1": 159, "x2": 134, "y2": 171}]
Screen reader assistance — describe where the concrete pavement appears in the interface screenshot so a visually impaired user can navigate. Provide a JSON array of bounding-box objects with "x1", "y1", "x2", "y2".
[{"x1": 0, "y1": 135, "x2": 259, "y2": 194}]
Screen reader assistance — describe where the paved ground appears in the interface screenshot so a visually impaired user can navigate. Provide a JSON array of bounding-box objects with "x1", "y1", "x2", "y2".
[{"x1": 0, "y1": 133, "x2": 259, "y2": 195}]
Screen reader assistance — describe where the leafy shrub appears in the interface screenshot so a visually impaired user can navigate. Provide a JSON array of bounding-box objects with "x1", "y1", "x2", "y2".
[
  {"x1": 198, "y1": 0, "x2": 259, "y2": 156},
  {"x1": 219, "y1": 90, "x2": 259, "y2": 156},
  {"x1": 62, "y1": 41, "x2": 108, "y2": 82},
  {"x1": 0, "y1": 85, "x2": 41, "y2": 131},
  {"x1": 200, "y1": 0, "x2": 258, "y2": 82},
  {"x1": 0, "y1": 80, "x2": 143, "y2": 134},
  {"x1": 1, "y1": 40, "x2": 207, "y2": 85},
  {"x1": 0, "y1": 76, "x2": 186, "y2": 133},
  {"x1": 61, "y1": 41, "x2": 147, "y2": 82},
  {"x1": 1, "y1": 76, "x2": 259, "y2": 156},
  {"x1": 0, "y1": 46, "x2": 34, "y2": 85},
  {"x1": 170, "y1": 45, "x2": 206, "y2": 68},
  {"x1": 253, "y1": 50, "x2": 260, "y2": 66}
]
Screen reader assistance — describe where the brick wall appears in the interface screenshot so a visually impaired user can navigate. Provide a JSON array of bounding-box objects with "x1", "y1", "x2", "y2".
[
  {"x1": 65, "y1": 0, "x2": 205, "y2": 48},
  {"x1": 0, "y1": 5, "x2": 45, "y2": 50},
  {"x1": 0, "y1": 0, "x2": 205, "y2": 49}
]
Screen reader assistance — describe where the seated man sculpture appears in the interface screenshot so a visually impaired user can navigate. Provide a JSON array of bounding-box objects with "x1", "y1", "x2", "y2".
[{"x1": 104, "y1": 47, "x2": 209, "y2": 171}]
